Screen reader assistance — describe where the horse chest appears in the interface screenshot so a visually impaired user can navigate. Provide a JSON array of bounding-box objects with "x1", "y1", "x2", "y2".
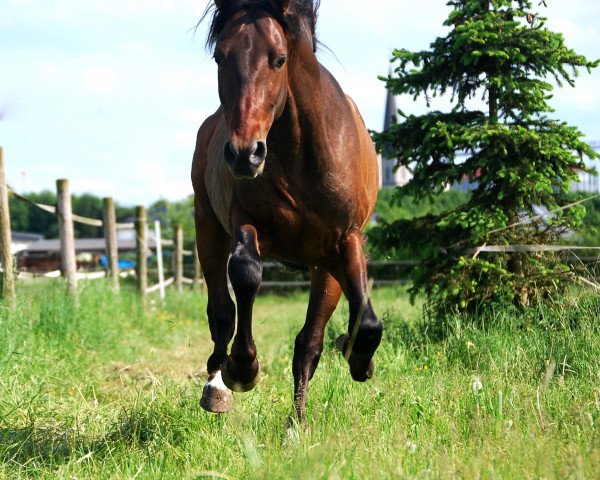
[{"x1": 236, "y1": 184, "x2": 354, "y2": 262}]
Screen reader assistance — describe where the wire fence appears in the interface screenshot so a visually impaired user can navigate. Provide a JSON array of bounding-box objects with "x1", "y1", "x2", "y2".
[
  {"x1": 1, "y1": 146, "x2": 599, "y2": 302},
  {"x1": 0, "y1": 147, "x2": 202, "y2": 302}
]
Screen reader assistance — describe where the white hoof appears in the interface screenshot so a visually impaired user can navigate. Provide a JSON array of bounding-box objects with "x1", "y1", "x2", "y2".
[{"x1": 200, "y1": 370, "x2": 234, "y2": 413}]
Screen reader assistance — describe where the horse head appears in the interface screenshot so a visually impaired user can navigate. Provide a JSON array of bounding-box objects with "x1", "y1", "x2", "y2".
[{"x1": 209, "y1": 0, "x2": 295, "y2": 179}]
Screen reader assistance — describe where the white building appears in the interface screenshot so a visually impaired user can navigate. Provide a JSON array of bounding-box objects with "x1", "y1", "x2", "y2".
[
  {"x1": 571, "y1": 141, "x2": 600, "y2": 193},
  {"x1": 10, "y1": 231, "x2": 43, "y2": 255}
]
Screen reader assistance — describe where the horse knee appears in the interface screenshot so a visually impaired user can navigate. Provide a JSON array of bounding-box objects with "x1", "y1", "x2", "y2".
[{"x1": 228, "y1": 243, "x2": 262, "y2": 298}]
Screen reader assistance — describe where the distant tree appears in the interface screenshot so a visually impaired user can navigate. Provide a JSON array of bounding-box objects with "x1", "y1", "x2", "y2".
[
  {"x1": 9, "y1": 191, "x2": 59, "y2": 238},
  {"x1": 148, "y1": 196, "x2": 195, "y2": 248},
  {"x1": 10, "y1": 191, "x2": 135, "y2": 239},
  {"x1": 114, "y1": 206, "x2": 134, "y2": 221},
  {"x1": 372, "y1": 0, "x2": 599, "y2": 315},
  {"x1": 8, "y1": 195, "x2": 30, "y2": 233},
  {"x1": 72, "y1": 193, "x2": 104, "y2": 238}
]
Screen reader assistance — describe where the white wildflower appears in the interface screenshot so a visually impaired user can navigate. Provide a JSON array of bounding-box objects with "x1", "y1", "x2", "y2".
[{"x1": 472, "y1": 377, "x2": 483, "y2": 393}]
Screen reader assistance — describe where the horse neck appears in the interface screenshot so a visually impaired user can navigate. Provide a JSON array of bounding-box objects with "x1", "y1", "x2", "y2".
[{"x1": 273, "y1": 37, "x2": 335, "y2": 172}]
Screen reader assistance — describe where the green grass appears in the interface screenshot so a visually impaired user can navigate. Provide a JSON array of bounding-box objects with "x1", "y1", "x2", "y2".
[{"x1": 1, "y1": 281, "x2": 599, "y2": 479}]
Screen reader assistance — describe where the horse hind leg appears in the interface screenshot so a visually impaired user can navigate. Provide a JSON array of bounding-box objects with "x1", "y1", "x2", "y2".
[
  {"x1": 220, "y1": 222, "x2": 262, "y2": 392},
  {"x1": 333, "y1": 233, "x2": 383, "y2": 382},
  {"x1": 292, "y1": 267, "x2": 342, "y2": 422}
]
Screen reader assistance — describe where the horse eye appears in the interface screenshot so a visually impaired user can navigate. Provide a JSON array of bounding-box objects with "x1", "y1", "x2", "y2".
[{"x1": 274, "y1": 55, "x2": 287, "y2": 69}]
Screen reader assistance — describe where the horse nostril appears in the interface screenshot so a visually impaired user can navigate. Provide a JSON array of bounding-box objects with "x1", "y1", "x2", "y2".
[
  {"x1": 251, "y1": 140, "x2": 267, "y2": 164},
  {"x1": 224, "y1": 139, "x2": 266, "y2": 178},
  {"x1": 224, "y1": 141, "x2": 238, "y2": 166}
]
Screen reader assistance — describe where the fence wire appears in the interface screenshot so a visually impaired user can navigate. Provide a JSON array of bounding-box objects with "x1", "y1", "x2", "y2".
[
  {"x1": 8, "y1": 185, "x2": 197, "y2": 293},
  {"x1": 5, "y1": 181, "x2": 600, "y2": 290},
  {"x1": 8, "y1": 186, "x2": 133, "y2": 228}
]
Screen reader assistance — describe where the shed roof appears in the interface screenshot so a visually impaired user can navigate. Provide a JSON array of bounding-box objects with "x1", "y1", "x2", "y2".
[
  {"x1": 12, "y1": 231, "x2": 44, "y2": 242},
  {"x1": 19, "y1": 237, "x2": 159, "y2": 254}
]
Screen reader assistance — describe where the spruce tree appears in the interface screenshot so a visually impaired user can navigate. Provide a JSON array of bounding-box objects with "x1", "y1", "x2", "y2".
[{"x1": 372, "y1": 0, "x2": 599, "y2": 314}]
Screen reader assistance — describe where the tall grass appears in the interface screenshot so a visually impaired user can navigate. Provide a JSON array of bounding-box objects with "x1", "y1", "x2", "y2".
[{"x1": 0, "y1": 281, "x2": 598, "y2": 479}]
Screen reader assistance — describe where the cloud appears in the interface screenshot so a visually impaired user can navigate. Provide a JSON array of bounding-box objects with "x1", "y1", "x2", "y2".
[
  {"x1": 173, "y1": 108, "x2": 213, "y2": 125},
  {"x1": 0, "y1": 0, "x2": 199, "y2": 23},
  {"x1": 552, "y1": 76, "x2": 600, "y2": 116},
  {"x1": 117, "y1": 41, "x2": 154, "y2": 56},
  {"x1": 81, "y1": 66, "x2": 117, "y2": 94},
  {"x1": 161, "y1": 69, "x2": 215, "y2": 95},
  {"x1": 120, "y1": 158, "x2": 194, "y2": 204}
]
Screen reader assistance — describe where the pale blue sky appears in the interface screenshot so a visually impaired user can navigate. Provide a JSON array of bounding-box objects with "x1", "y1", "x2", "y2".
[{"x1": 1, "y1": 0, "x2": 599, "y2": 206}]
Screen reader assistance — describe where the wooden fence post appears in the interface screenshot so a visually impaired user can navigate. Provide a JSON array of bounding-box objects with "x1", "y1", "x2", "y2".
[
  {"x1": 135, "y1": 206, "x2": 147, "y2": 301},
  {"x1": 174, "y1": 224, "x2": 184, "y2": 293},
  {"x1": 0, "y1": 147, "x2": 15, "y2": 302},
  {"x1": 56, "y1": 179, "x2": 77, "y2": 295},
  {"x1": 102, "y1": 197, "x2": 119, "y2": 291}
]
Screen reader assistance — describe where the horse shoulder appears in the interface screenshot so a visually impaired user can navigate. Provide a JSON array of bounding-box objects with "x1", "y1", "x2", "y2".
[
  {"x1": 192, "y1": 108, "x2": 235, "y2": 236},
  {"x1": 192, "y1": 109, "x2": 221, "y2": 190}
]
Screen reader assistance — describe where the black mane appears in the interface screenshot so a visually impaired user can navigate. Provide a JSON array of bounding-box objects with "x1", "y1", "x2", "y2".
[{"x1": 202, "y1": 0, "x2": 320, "y2": 51}]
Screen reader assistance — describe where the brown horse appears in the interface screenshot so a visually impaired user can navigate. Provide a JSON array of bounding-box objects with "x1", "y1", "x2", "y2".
[{"x1": 192, "y1": 0, "x2": 382, "y2": 421}]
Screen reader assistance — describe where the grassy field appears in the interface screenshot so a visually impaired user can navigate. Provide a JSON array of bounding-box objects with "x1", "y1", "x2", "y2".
[{"x1": 1, "y1": 281, "x2": 599, "y2": 479}]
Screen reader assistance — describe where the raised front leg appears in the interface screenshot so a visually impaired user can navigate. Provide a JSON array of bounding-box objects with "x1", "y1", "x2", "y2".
[
  {"x1": 221, "y1": 223, "x2": 262, "y2": 392},
  {"x1": 293, "y1": 267, "x2": 342, "y2": 421},
  {"x1": 332, "y1": 232, "x2": 383, "y2": 382}
]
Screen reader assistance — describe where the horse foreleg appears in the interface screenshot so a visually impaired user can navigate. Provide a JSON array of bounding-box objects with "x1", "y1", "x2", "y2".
[
  {"x1": 200, "y1": 271, "x2": 236, "y2": 413},
  {"x1": 221, "y1": 223, "x2": 262, "y2": 392},
  {"x1": 333, "y1": 232, "x2": 383, "y2": 382},
  {"x1": 292, "y1": 267, "x2": 342, "y2": 422},
  {"x1": 195, "y1": 197, "x2": 236, "y2": 413}
]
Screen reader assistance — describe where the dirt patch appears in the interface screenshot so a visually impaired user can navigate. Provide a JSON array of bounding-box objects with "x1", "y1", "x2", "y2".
[{"x1": 99, "y1": 337, "x2": 212, "y2": 398}]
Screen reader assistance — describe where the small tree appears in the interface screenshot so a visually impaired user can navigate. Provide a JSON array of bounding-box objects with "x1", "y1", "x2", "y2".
[{"x1": 372, "y1": 0, "x2": 599, "y2": 315}]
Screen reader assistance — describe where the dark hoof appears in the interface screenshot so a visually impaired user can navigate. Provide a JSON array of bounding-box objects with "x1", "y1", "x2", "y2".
[
  {"x1": 221, "y1": 357, "x2": 260, "y2": 393},
  {"x1": 200, "y1": 371, "x2": 234, "y2": 413},
  {"x1": 348, "y1": 352, "x2": 375, "y2": 382},
  {"x1": 335, "y1": 333, "x2": 375, "y2": 382}
]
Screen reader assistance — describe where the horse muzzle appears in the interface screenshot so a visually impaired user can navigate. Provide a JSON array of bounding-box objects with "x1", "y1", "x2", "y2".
[{"x1": 224, "y1": 140, "x2": 267, "y2": 179}]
